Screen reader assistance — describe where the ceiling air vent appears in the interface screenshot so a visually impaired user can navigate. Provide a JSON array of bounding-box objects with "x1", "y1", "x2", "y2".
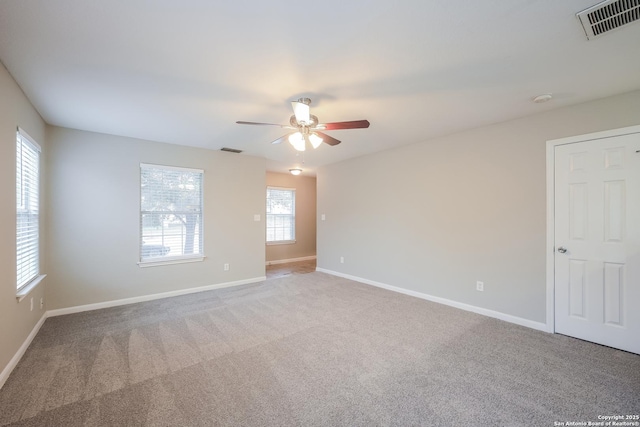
[
  {"x1": 220, "y1": 147, "x2": 242, "y2": 154},
  {"x1": 577, "y1": 0, "x2": 640, "y2": 40}
]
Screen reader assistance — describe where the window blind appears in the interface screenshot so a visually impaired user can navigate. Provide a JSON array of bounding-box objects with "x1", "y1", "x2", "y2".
[
  {"x1": 16, "y1": 129, "x2": 41, "y2": 290},
  {"x1": 266, "y1": 187, "x2": 295, "y2": 242},
  {"x1": 140, "y1": 164, "x2": 204, "y2": 261}
]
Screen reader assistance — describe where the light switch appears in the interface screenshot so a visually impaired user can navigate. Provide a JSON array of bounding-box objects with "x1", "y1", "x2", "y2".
[
  {"x1": 321, "y1": 214, "x2": 326, "y2": 221},
  {"x1": 254, "y1": 214, "x2": 260, "y2": 221}
]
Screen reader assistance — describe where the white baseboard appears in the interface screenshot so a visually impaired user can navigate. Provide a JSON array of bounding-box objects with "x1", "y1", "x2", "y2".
[
  {"x1": 0, "y1": 312, "x2": 47, "y2": 390},
  {"x1": 1, "y1": 269, "x2": 547, "y2": 391},
  {"x1": 47, "y1": 276, "x2": 267, "y2": 317},
  {"x1": 1, "y1": 276, "x2": 267, "y2": 390},
  {"x1": 266, "y1": 256, "x2": 316, "y2": 266},
  {"x1": 316, "y1": 268, "x2": 549, "y2": 332}
]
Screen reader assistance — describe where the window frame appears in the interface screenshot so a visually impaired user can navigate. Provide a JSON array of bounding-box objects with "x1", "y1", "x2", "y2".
[
  {"x1": 139, "y1": 163, "x2": 205, "y2": 267},
  {"x1": 266, "y1": 186, "x2": 296, "y2": 245},
  {"x1": 16, "y1": 127, "x2": 46, "y2": 299}
]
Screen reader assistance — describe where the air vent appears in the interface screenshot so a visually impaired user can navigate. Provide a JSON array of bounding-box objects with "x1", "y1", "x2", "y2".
[
  {"x1": 577, "y1": 0, "x2": 640, "y2": 40},
  {"x1": 220, "y1": 147, "x2": 242, "y2": 154}
]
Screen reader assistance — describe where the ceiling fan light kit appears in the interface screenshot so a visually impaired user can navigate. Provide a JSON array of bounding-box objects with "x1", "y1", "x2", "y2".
[
  {"x1": 236, "y1": 98, "x2": 370, "y2": 152},
  {"x1": 289, "y1": 168, "x2": 302, "y2": 176},
  {"x1": 308, "y1": 133, "x2": 323, "y2": 149},
  {"x1": 292, "y1": 98, "x2": 312, "y2": 124},
  {"x1": 288, "y1": 132, "x2": 306, "y2": 151}
]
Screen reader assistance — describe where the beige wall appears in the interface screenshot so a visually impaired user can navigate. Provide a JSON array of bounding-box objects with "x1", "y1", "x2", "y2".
[
  {"x1": 317, "y1": 90, "x2": 640, "y2": 324},
  {"x1": 0, "y1": 63, "x2": 47, "y2": 380},
  {"x1": 45, "y1": 126, "x2": 266, "y2": 309},
  {"x1": 2, "y1": 52, "x2": 638, "y2": 384},
  {"x1": 265, "y1": 172, "x2": 316, "y2": 263}
]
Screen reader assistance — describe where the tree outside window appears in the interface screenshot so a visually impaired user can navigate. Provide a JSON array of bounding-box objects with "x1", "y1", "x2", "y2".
[{"x1": 140, "y1": 164, "x2": 203, "y2": 261}]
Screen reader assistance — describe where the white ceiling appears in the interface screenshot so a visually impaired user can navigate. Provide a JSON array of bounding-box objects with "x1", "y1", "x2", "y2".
[{"x1": 1, "y1": 0, "x2": 640, "y2": 175}]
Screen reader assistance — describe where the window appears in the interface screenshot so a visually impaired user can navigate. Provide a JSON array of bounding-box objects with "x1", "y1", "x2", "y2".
[
  {"x1": 16, "y1": 128, "x2": 41, "y2": 290},
  {"x1": 140, "y1": 164, "x2": 204, "y2": 265},
  {"x1": 266, "y1": 187, "x2": 295, "y2": 243}
]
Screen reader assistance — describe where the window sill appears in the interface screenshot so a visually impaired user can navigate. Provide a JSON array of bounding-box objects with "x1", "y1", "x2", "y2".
[
  {"x1": 138, "y1": 256, "x2": 205, "y2": 268},
  {"x1": 266, "y1": 240, "x2": 296, "y2": 246},
  {"x1": 16, "y1": 274, "x2": 47, "y2": 302}
]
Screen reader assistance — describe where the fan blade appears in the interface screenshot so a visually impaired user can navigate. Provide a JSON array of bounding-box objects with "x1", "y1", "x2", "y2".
[
  {"x1": 314, "y1": 131, "x2": 341, "y2": 146},
  {"x1": 270, "y1": 134, "x2": 292, "y2": 145},
  {"x1": 236, "y1": 121, "x2": 293, "y2": 128},
  {"x1": 317, "y1": 120, "x2": 370, "y2": 130},
  {"x1": 291, "y1": 101, "x2": 310, "y2": 124}
]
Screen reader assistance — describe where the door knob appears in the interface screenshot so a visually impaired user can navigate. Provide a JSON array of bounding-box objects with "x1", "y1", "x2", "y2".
[{"x1": 557, "y1": 246, "x2": 567, "y2": 253}]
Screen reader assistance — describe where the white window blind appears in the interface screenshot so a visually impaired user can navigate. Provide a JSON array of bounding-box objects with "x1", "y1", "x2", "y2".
[
  {"x1": 140, "y1": 164, "x2": 204, "y2": 262},
  {"x1": 16, "y1": 129, "x2": 41, "y2": 290},
  {"x1": 266, "y1": 187, "x2": 295, "y2": 243}
]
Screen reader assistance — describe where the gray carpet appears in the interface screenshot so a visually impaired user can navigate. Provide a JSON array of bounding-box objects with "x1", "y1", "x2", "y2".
[{"x1": 1, "y1": 271, "x2": 638, "y2": 426}]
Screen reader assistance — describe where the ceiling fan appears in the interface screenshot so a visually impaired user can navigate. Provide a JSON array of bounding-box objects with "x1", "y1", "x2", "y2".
[{"x1": 236, "y1": 98, "x2": 370, "y2": 151}]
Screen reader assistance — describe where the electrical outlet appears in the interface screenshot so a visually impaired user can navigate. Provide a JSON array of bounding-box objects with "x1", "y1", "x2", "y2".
[
  {"x1": 224, "y1": 263, "x2": 230, "y2": 271},
  {"x1": 340, "y1": 256, "x2": 344, "y2": 264},
  {"x1": 254, "y1": 214, "x2": 260, "y2": 221},
  {"x1": 30, "y1": 297, "x2": 33, "y2": 311},
  {"x1": 476, "y1": 281, "x2": 484, "y2": 292},
  {"x1": 40, "y1": 297, "x2": 44, "y2": 310}
]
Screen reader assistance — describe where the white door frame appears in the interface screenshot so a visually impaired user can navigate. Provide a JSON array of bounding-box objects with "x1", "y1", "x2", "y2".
[{"x1": 545, "y1": 124, "x2": 640, "y2": 333}]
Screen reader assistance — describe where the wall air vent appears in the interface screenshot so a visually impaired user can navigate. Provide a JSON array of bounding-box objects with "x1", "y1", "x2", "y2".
[
  {"x1": 577, "y1": 0, "x2": 640, "y2": 40},
  {"x1": 220, "y1": 147, "x2": 242, "y2": 153}
]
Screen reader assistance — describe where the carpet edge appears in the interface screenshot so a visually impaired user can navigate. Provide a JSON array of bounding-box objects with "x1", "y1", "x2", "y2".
[
  {"x1": 266, "y1": 256, "x2": 317, "y2": 266},
  {"x1": 0, "y1": 311, "x2": 48, "y2": 390},
  {"x1": 316, "y1": 267, "x2": 551, "y2": 333},
  {"x1": 46, "y1": 276, "x2": 267, "y2": 318}
]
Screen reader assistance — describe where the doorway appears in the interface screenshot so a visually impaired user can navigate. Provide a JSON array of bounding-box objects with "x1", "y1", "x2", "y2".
[
  {"x1": 264, "y1": 171, "x2": 317, "y2": 273},
  {"x1": 546, "y1": 125, "x2": 640, "y2": 354}
]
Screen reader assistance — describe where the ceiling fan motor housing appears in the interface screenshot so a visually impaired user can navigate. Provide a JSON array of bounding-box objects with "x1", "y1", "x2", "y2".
[{"x1": 290, "y1": 114, "x2": 318, "y2": 128}]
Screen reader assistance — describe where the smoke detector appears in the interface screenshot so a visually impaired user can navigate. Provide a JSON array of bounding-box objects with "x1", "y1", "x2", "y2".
[{"x1": 577, "y1": 0, "x2": 640, "y2": 40}]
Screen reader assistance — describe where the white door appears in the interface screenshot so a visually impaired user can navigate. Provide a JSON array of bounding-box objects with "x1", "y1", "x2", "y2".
[{"x1": 554, "y1": 132, "x2": 640, "y2": 354}]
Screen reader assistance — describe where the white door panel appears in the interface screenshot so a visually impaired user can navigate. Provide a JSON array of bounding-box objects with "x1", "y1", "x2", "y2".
[{"x1": 554, "y1": 133, "x2": 640, "y2": 354}]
